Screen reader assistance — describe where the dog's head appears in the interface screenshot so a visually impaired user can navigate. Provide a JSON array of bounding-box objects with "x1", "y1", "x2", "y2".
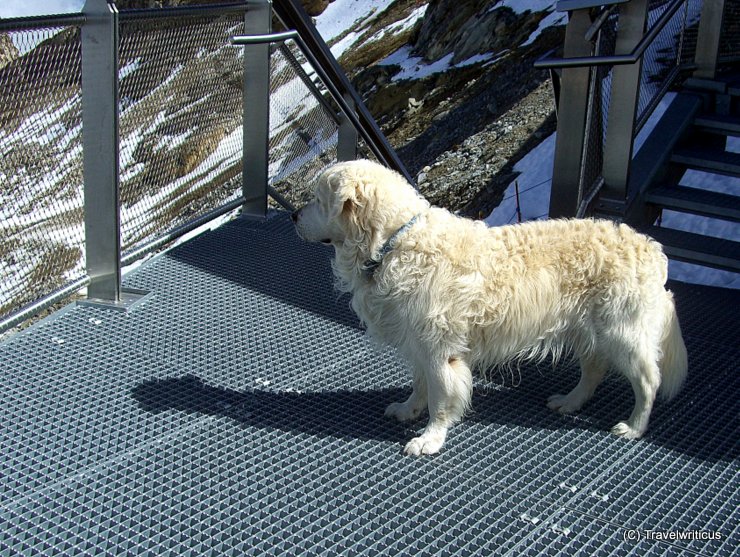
[{"x1": 292, "y1": 160, "x2": 428, "y2": 254}]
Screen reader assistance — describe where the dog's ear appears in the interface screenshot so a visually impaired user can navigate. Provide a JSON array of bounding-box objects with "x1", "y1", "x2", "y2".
[
  {"x1": 342, "y1": 181, "x2": 368, "y2": 215},
  {"x1": 325, "y1": 170, "x2": 368, "y2": 219},
  {"x1": 324, "y1": 171, "x2": 353, "y2": 218}
]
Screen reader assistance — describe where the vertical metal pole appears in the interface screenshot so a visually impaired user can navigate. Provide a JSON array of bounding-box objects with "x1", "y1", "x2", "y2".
[
  {"x1": 600, "y1": 0, "x2": 649, "y2": 209},
  {"x1": 337, "y1": 93, "x2": 358, "y2": 161},
  {"x1": 81, "y1": 0, "x2": 121, "y2": 302},
  {"x1": 549, "y1": 8, "x2": 593, "y2": 219},
  {"x1": 242, "y1": 0, "x2": 272, "y2": 217},
  {"x1": 693, "y1": 0, "x2": 725, "y2": 79}
]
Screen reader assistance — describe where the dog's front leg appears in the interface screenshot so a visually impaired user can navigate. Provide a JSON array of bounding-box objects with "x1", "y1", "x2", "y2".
[
  {"x1": 385, "y1": 371, "x2": 427, "y2": 422},
  {"x1": 404, "y1": 356, "x2": 472, "y2": 456}
]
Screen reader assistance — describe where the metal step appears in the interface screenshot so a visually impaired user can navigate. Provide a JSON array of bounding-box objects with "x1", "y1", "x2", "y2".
[
  {"x1": 727, "y1": 79, "x2": 740, "y2": 98},
  {"x1": 694, "y1": 114, "x2": 740, "y2": 137},
  {"x1": 646, "y1": 225, "x2": 740, "y2": 272},
  {"x1": 645, "y1": 185, "x2": 740, "y2": 222},
  {"x1": 626, "y1": 93, "x2": 702, "y2": 201},
  {"x1": 671, "y1": 147, "x2": 740, "y2": 177},
  {"x1": 684, "y1": 76, "x2": 740, "y2": 97}
]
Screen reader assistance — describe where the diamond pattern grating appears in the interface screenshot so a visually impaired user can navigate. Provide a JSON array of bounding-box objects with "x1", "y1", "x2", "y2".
[{"x1": 1, "y1": 212, "x2": 737, "y2": 556}]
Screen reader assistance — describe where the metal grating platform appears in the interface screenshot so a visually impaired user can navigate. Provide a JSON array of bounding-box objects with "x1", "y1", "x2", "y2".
[{"x1": 1, "y1": 212, "x2": 738, "y2": 556}]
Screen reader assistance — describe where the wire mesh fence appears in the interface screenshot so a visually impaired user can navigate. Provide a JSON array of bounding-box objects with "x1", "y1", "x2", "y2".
[
  {"x1": 578, "y1": 0, "x2": 705, "y2": 213},
  {"x1": 578, "y1": 8, "x2": 618, "y2": 212},
  {"x1": 268, "y1": 41, "x2": 340, "y2": 210},
  {"x1": 718, "y1": 0, "x2": 739, "y2": 64},
  {"x1": 0, "y1": 23, "x2": 86, "y2": 321},
  {"x1": 117, "y1": 11, "x2": 247, "y2": 256},
  {"x1": 0, "y1": 5, "x2": 354, "y2": 330},
  {"x1": 635, "y1": 0, "x2": 702, "y2": 131}
]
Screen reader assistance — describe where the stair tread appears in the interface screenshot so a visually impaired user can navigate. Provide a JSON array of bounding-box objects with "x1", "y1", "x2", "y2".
[
  {"x1": 671, "y1": 147, "x2": 740, "y2": 175},
  {"x1": 694, "y1": 113, "x2": 740, "y2": 135},
  {"x1": 645, "y1": 226, "x2": 740, "y2": 272},
  {"x1": 645, "y1": 185, "x2": 740, "y2": 222}
]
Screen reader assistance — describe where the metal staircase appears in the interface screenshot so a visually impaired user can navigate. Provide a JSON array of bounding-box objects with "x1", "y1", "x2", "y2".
[
  {"x1": 640, "y1": 76, "x2": 740, "y2": 272},
  {"x1": 539, "y1": 0, "x2": 740, "y2": 277}
]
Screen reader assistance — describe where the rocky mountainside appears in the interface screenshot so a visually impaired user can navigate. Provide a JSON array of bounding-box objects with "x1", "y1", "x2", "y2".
[{"x1": 324, "y1": 0, "x2": 564, "y2": 217}]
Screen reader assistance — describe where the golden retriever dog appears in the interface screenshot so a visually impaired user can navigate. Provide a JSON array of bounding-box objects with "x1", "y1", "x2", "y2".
[{"x1": 292, "y1": 159, "x2": 688, "y2": 456}]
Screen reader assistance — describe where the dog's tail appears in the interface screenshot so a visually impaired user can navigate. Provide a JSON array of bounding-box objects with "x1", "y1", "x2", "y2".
[{"x1": 658, "y1": 290, "x2": 688, "y2": 400}]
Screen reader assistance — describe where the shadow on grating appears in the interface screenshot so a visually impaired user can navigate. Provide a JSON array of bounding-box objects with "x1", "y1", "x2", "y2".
[
  {"x1": 0, "y1": 211, "x2": 737, "y2": 556},
  {"x1": 165, "y1": 213, "x2": 361, "y2": 330}
]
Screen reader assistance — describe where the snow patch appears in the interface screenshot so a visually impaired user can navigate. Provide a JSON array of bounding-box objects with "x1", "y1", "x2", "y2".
[
  {"x1": 315, "y1": 0, "x2": 396, "y2": 43},
  {"x1": 522, "y1": 10, "x2": 567, "y2": 46},
  {"x1": 379, "y1": 47, "x2": 501, "y2": 82},
  {"x1": 485, "y1": 133, "x2": 555, "y2": 227},
  {"x1": 494, "y1": 0, "x2": 557, "y2": 14}
]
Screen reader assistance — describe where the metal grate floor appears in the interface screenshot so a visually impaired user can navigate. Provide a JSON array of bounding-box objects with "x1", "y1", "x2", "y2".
[{"x1": 1, "y1": 212, "x2": 737, "y2": 556}]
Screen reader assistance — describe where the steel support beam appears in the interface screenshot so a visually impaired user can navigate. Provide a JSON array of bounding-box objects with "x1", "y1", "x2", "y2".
[
  {"x1": 693, "y1": 0, "x2": 725, "y2": 79},
  {"x1": 242, "y1": 0, "x2": 272, "y2": 217},
  {"x1": 549, "y1": 8, "x2": 593, "y2": 218},
  {"x1": 337, "y1": 93, "x2": 358, "y2": 161},
  {"x1": 600, "y1": 0, "x2": 649, "y2": 209},
  {"x1": 81, "y1": 0, "x2": 122, "y2": 302}
]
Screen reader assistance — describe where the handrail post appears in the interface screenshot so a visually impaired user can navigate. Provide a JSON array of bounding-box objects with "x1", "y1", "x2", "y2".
[
  {"x1": 693, "y1": 0, "x2": 725, "y2": 79},
  {"x1": 242, "y1": 0, "x2": 272, "y2": 217},
  {"x1": 599, "y1": 0, "x2": 649, "y2": 212},
  {"x1": 81, "y1": 0, "x2": 121, "y2": 302},
  {"x1": 337, "y1": 93, "x2": 358, "y2": 161},
  {"x1": 549, "y1": 7, "x2": 593, "y2": 218}
]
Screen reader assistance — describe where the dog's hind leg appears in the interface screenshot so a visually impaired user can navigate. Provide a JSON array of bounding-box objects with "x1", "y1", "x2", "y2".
[
  {"x1": 610, "y1": 345, "x2": 661, "y2": 439},
  {"x1": 404, "y1": 356, "x2": 472, "y2": 456},
  {"x1": 547, "y1": 352, "x2": 608, "y2": 414}
]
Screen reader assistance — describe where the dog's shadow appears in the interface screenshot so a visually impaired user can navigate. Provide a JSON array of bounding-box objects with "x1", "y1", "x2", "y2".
[
  {"x1": 130, "y1": 374, "x2": 555, "y2": 447},
  {"x1": 131, "y1": 374, "x2": 414, "y2": 445},
  {"x1": 131, "y1": 371, "x2": 737, "y2": 462},
  {"x1": 129, "y1": 371, "x2": 617, "y2": 448}
]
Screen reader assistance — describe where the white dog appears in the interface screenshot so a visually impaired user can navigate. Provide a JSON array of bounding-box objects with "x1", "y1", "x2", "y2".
[{"x1": 292, "y1": 159, "x2": 688, "y2": 456}]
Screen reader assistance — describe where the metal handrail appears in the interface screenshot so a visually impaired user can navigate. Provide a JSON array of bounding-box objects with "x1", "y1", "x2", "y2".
[
  {"x1": 271, "y1": 0, "x2": 414, "y2": 185},
  {"x1": 535, "y1": 0, "x2": 687, "y2": 69},
  {"x1": 0, "y1": 276, "x2": 90, "y2": 333},
  {"x1": 232, "y1": 29, "x2": 298, "y2": 44},
  {"x1": 118, "y1": 2, "x2": 248, "y2": 19},
  {"x1": 232, "y1": 30, "x2": 409, "y2": 182},
  {"x1": 0, "y1": 13, "x2": 86, "y2": 31}
]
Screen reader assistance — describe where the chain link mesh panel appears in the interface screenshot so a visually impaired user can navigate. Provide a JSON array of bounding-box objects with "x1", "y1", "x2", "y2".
[
  {"x1": 718, "y1": 0, "x2": 739, "y2": 64},
  {"x1": 0, "y1": 25, "x2": 85, "y2": 321},
  {"x1": 578, "y1": 10, "x2": 618, "y2": 209},
  {"x1": 268, "y1": 41, "x2": 340, "y2": 210},
  {"x1": 679, "y1": 0, "x2": 703, "y2": 68},
  {"x1": 579, "y1": 0, "x2": 705, "y2": 210},
  {"x1": 635, "y1": 0, "x2": 698, "y2": 131},
  {"x1": 118, "y1": 11, "x2": 246, "y2": 255}
]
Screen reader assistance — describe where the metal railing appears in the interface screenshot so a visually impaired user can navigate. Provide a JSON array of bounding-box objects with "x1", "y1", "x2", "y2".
[
  {"x1": 0, "y1": 0, "x2": 409, "y2": 332},
  {"x1": 536, "y1": 0, "x2": 723, "y2": 218}
]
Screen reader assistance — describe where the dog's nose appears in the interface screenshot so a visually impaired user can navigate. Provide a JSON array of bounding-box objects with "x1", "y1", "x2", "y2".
[{"x1": 291, "y1": 211, "x2": 299, "y2": 223}]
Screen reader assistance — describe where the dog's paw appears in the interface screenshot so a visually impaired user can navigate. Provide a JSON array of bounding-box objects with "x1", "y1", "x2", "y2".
[
  {"x1": 546, "y1": 393, "x2": 583, "y2": 414},
  {"x1": 385, "y1": 401, "x2": 423, "y2": 422},
  {"x1": 403, "y1": 434, "x2": 445, "y2": 456},
  {"x1": 610, "y1": 421, "x2": 643, "y2": 439}
]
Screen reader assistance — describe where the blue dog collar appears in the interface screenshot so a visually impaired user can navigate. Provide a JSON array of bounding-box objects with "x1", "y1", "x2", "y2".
[{"x1": 362, "y1": 214, "x2": 421, "y2": 279}]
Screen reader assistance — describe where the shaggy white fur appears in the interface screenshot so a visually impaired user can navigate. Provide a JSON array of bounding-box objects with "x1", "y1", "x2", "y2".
[{"x1": 293, "y1": 160, "x2": 688, "y2": 456}]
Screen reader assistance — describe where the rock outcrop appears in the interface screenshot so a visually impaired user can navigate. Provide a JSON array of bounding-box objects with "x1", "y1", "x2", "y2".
[
  {"x1": 0, "y1": 34, "x2": 18, "y2": 71},
  {"x1": 414, "y1": 0, "x2": 549, "y2": 64}
]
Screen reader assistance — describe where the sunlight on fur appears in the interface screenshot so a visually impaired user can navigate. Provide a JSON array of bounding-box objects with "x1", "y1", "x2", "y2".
[{"x1": 293, "y1": 159, "x2": 688, "y2": 456}]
